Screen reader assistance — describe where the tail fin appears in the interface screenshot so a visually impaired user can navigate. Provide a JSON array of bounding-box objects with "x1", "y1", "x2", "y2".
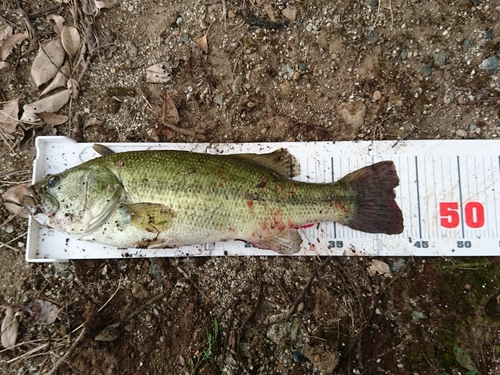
[{"x1": 338, "y1": 161, "x2": 403, "y2": 235}]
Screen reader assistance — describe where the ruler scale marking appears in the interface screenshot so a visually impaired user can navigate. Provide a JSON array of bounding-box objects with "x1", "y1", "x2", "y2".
[
  {"x1": 415, "y1": 156, "x2": 423, "y2": 239},
  {"x1": 331, "y1": 157, "x2": 337, "y2": 239},
  {"x1": 432, "y1": 156, "x2": 438, "y2": 238},
  {"x1": 424, "y1": 156, "x2": 430, "y2": 238},
  {"x1": 457, "y1": 156, "x2": 465, "y2": 239},
  {"x1": 493, "y1": 156, "x2": 499, "y2": 238}
]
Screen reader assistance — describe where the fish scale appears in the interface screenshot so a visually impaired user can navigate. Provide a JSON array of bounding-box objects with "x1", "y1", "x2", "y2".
[{"x1": 72, "y1": 150, "x2": 366, "y2": 251}]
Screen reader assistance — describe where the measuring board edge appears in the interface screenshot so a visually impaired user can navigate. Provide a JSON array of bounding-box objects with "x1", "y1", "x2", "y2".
[{"x1": 25, "y1": 136, "x2": 500, "y2": 261}]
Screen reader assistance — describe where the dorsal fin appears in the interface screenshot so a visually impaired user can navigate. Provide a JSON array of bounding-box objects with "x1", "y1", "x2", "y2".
[
  {"x1": 93, "y1": 144, "x2": 115, "y2": 156},
  {"x1": 235, "y1": 148, "x2": 300, "y2": 178}
]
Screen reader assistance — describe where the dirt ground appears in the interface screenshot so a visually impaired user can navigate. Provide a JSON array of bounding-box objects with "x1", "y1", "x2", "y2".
[{"x1": 1, "y1": 0, "x2": 500, "y2": 374}]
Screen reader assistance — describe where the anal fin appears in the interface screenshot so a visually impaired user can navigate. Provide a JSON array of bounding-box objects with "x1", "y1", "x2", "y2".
[{"x1": 252, "y1": 230, "x2": 302, "y2": 255}]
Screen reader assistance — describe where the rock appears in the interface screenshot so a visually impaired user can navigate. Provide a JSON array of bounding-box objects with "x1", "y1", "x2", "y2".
[
  {"x1": 367, "y1": 259, "x2": 391, "y2": 277},
  {"x1": 372, "y1": 90, "x2": 381, "y2": 101},
  {"x1": 131, "y1": 283, "x2": 149, "y2": 299},
  {"x1": 456, "y1": 129, "x2": 468, "y2": 138},
  {"x1": 125, "y1": 41, "x2": 138, "y2": 57},
  {"x1": 338, "y1": 101, "x2": 367, "y2": 137},
  {"x1": 95, "y1": 323, "x2": 121, "y2": 342},
  {"x1": 282, "y1": 6, "x2": 297, "y2": 22},
  {"x1": 433, "y1": 51, "x2": 447, "y2": 66},
  {"x1": 302, "y1": 343, "x2": 339, "y2": 373},
  {"x1": 390, "y1": 258, "x2": 406, "y2": 272},
  {"x1": 412, "y1": 310, "x2": 428, "y2": 319},
  {"x1": 420, "y1": 62, "x2": 433, "y2": 75},
  {"x1": 266, "y1": 314, "x2": 301, "y2": 348},
  {"x1": 479, "y1": 56, "x2": 500, "y2": 75}
]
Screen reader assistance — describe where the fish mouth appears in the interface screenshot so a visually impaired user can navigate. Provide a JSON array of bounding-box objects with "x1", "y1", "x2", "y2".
[{"x1": 21, "y1": 185, "x2": 59, "y2": 217}]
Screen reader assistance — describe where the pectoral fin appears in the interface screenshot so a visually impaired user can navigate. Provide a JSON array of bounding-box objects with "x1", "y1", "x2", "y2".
[
  {"x1": 252, "y1": 230, "x2": 302, "y2": 255},
  {"x1": 120, "y1": 203, "x2": 175, "y2": 232}
]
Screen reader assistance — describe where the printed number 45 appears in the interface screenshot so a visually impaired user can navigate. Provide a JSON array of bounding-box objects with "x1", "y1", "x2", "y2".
[{"x1": 439, "y1": 202, "x2": 485, "y2": 229}]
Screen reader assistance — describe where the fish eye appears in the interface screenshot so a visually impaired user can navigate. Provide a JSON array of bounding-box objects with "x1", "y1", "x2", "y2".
[{"x1": 48, "y1": 175, "x2": 61, "y2": 188}]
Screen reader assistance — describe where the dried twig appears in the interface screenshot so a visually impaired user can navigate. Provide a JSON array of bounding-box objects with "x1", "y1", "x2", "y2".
[
  {"x1": 285, "y1": 257, "x2": 332, "y2": 321},
  {"x1": 163, "y1": 121, "x2": 205, "y2": 139},
  {"x1": 45, "y1": 326, "x2": 86, "y2": 375},
  {"x1": 7, "y1": 342, "x2": 49, "y2": 364},
  {"x1": 97, "y1": 276, "x2": 122, "y2": 312},
  {"x1": 0, "y1": 232, "x2": 27, "y2": 251},
  {"x1": 221, "y1": 0, "x2": 227, "y2": 30},
  {"x1": 126, "y1": 288, "x2": 172, "y2": 320},
  {"x1": 28, "y1": 4, "x2": 62, "y2": 19},
  {"x1": 0, "y1": 15, "x2": 18, "y2": 29},
  {"x1": 176, "y1": 266, "x2": 219, "y2": 312},
  {"x1": 16, "y1": 0, "x2": 36, "y2": 41}
]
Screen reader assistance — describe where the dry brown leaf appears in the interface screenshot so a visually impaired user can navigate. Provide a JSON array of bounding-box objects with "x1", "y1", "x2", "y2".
[
  {"x1": 40, "y1": 59, "x2": 70, "y2": 96},
  {"x1": 0, "y1": 98, "x2": 20, "y2": 134},
  {"x1": 31, "y1": 38, "x2": 66, "y2": 87},
  {"x1": 1, "y1": 33, "x2": 27, "y2": 61},
  {"x1": 47, "y1": 14, "x2": 65, "y2": 35},
  {"x1": 21, "y1": 89, "x2": 71, "y2": 123},
  {"x1": 162, "y1": 91, "x2": 180, "y2": 125},
  {"x1": 95, "y1": 0, "x2": 116, "y2": 10},
  {"x1": 35, "y1": 112, "x2": 69, "y2": 125},
  {"x1": 195, "y1": 34, "x2": 208, "y2": 53},
  {"x1": 146, "y1": 62, "x2": 172, "y2": 83},
  {"x1": 61, "y1": 26, "x2": 81, "y2": 58},
  {"x1": 95, "y1": 323, "x2": 121, "y2": 342},
  {"x1": 3, "y1": 202, "x2": 29, "y2": 218},
  {"x1": 0, "y1": 26, "x2": 13, "y2": 43},
  {"x1": 1, "y1": 308, "x2": 19, "y2": 349},
  {"x1": 23, "y1": 299, "x2": 59, "y2": 325},
  {"x1": 2, "y1": 183, "x2": 30, "y2": 218},
  {"x1": 84, "y1": 117, "x2": 101, "y2": 130},
  {"x1": 2, "y1": 183, "x2": 30, "y2": 204}
]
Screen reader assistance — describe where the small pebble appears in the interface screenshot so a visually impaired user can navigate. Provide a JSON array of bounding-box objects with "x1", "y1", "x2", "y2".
[
  {"x1": 213, "y1": 94, "x2": 224, "y2": 106},
  {"x1": 372, "y1": 90, "x2": 381, "y2": 101},
  {"x1": 462, "y1": 38, "x2": 472, "y2": 52},
  {"x1": 456, "y1": 129, "x2": 468, "y2": 138},
  {"x1": 433, "y1": 51, "x2": 447, "y2": 66},
  {"x1": 390, "y1": 258, "x2": 406, "y2": 272},
  {"x1": 421, "y1": 62, "x2": 433, "y2": 75},
  {"x1": 486, "y1": 28, "x2": 494, "y2": 39},
  {"x1": 2, "y1": 225, "x2": 14, "y2": 234},
  {"x1": 297, "y1": 302, "x2": 305, "y2": 312},
  {"x1": 125, "y1": 41, "x2": 138, "y2": 58},
  {"x1": 131, "y1": 283, "x2": 149, "y2": 299},
  {"x1": 412, "y1": 310, "x2": 428, "y2": 319},
  {"x1": 479, "y1": 56, "x2": 500, "y2": 74}
]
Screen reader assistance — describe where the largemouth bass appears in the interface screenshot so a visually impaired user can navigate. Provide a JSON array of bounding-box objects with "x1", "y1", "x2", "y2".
[{"x1": 22, "y1": 147, "x2": 403, "y2": 254}]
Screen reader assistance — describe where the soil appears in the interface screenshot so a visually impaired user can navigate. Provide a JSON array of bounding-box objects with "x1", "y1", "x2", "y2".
[{"x1": 1, "y1": 0, "x2": 500, "y2": 374}]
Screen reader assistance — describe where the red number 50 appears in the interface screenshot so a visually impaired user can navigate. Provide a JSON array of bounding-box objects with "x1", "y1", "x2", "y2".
[{"x1": 439, "y1": 202, "x2": 485, "y2": 229}]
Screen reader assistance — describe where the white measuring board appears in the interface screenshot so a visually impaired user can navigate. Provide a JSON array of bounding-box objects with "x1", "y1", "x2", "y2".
[{"x1": 25, "y1": 136, "x2": 500, "y2": 262}]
